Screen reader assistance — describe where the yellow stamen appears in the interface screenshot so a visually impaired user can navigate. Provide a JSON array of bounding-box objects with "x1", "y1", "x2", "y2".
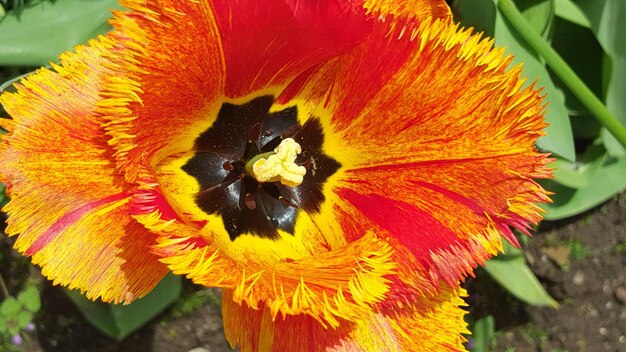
[{"x1": 249, "y1": 138, "x2": 306, "y2": 187}]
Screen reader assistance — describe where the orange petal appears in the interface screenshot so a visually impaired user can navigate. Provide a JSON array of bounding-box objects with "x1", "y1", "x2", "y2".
[
  {"x1": 0, "y1": 37, "x2": 167, "y2": 303},
  {"x1": 102, "y1": 0, "x2": 226, "y2": 182},
  {"x1": 361, "y1": 0, "x2": 451, "y2": 21},
  {"x1": 222, "y1": 284, "x2": 468, "y2": 352},
  {"x1": 147, "y1": 208, "x2": 396, "y2": 327},
  {"x1": 286, "y1": 19, "x2": 551, "y2": 291}
]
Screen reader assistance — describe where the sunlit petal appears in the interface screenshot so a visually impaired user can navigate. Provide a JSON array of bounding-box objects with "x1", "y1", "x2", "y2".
[
  {"x1": 223, "y1": 284, "x2": 468, "y2": 352},
  {"x1": 0, "y1": 38, "x2": 167, "y2": 302}
]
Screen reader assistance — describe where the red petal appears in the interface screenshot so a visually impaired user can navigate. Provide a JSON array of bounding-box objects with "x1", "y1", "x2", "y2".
[{"x1": 212, "y1": 0, "x2": 372, "y2": 96}]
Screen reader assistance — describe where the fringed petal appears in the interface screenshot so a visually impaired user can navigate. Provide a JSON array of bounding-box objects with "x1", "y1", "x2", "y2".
[
  {"x1": 286, "y1": 18, "x2": 551, "y2": 293},
  {"x1": 0, "y1": 38, "x2": 167, "y2": 303},
  {"x1": 145, "y1": 202, "x2": 397, "y2": 327},
  {"x1": 0, "y1": 2, "x2": 551, "y2": 349},
  {"x1": 101, "y1": 0, "x2": 226, "y2": 181},
  {"x1": 223, "y1": 284, "x2": 468, "y2": 352},
  {"x1": 361, "y1": 0, "x2": 451, "y2": 21},
  {"x1": 278, "y1": 0, "x2": 449, "y2": 105}
]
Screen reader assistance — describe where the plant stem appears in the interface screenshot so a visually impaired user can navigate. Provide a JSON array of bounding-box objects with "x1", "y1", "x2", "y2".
[
  {"x1": 0, "y1": 274, "x2": 10, "y2": 299},
  {"x1": 498, "y1": 0, "x2": 626, "y2": 150}
]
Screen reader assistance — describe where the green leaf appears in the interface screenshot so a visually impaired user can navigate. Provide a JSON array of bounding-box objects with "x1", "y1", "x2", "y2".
[
  {"x1": 17, "y1": 310, "x2": 33, "y2": 329},
  {"x1": 483, "y1": 248, "x2": 558, "y2": 307},
  {"x1": 0, "y1": 0, "x2": 123, "y2": 66},
  {"x1": 574, "y1": 0, "x2": 626, "y2": 62},
  {"x1": 17, "y1": 285, "x2": 40, "y2": 313},
  {"x1": 554, "y1": 0, "x2": 590, "y2": 27},
  {"x1": 452, "y1": 0, "x2": 497, "y2": 36},
  {"x1": 7, "y1": 321, "x2": 20, "y2": 335},
  {"x1": 541, "y1": 154, "x2": 626, "y2": 219},
  {"x1": 470, "y1": 315, "x2": 495, "y2": 352},
  {"x1": 572, "y1": 0, "x2": 626, "y2": 156},
  {"x1": 66, "y1": 273, "x2": 182, "y2": 341},
  {"x1": 0, "y1": 190, "x2": 7, "y2": 208},
  {"x1": 517, "y1": 0, "x2": 555, "y2": 38},
  {"x1": 0, "y1": 183, "x2": 6, "y2": 208},
  {"x1": 1, "y1": 71, "x2": 33, "y2": 93},
  {"x1": 455, "y1": 0, "x2": 576, "y2": 161},
  {"x1": 495, "y1": 2, "x2": 575, "y2": 160},
  {"x1": 0, "y1": 316, "x2": 7, "y2": 331},
  {"x1": 551, "y1": 141, "x2": 606, "y2": 188},
  {"x1": 0, "y1": 297, "x2": 21, "y2": 316},
  {"x1": 600, "y1": 59, "x2": 626, "y2": 156},
  {"x1": 549, "y1": 16, "x2": 604, "y2": 127}
]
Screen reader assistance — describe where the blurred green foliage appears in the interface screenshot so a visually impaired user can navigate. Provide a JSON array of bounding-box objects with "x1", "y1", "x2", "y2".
[
  {"x1": 66, "y1": 274, "x2": 182, "y2": 341},
  {"x1": 168, "y1": 289, "x2": 220, "y2": 320},
  {"x1": 0, "y1": 0, "x2": 122, "y2": 66},
  {"x1": 0, "y1": 282, "x2": 40, "y2": 350}
]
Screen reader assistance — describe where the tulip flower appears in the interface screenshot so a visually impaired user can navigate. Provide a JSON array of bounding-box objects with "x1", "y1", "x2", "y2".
[{"x1": 0, "y1": 0, "x2": 551, "y2": 350}]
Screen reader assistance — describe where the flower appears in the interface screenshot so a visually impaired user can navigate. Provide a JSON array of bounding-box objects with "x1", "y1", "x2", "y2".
[
  {"x1": 0, "y1": 0, "x2": 551, "y2": 350},
  {"x1": 11, "y1": 334, "x2": 22, "y2": 346},
  {"x1": 23, "y1": 322, "x2": 36, "y2": 333}
]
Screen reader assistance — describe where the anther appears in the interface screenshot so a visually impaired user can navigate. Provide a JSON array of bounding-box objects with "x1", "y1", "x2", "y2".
[{"x1": 246, "y1": 138, "x2": 307, "y2": 187}]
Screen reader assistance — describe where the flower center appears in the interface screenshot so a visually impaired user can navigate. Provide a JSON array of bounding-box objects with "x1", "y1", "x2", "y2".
[
  {"x1": 246, "y1": 138, "x2": 307, "y2": 187},
  {"x1": 181, "y1": 96, "x2": 340, "y2": 241}
]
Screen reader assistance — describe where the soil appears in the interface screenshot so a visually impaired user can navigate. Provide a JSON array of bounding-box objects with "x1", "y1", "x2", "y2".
[{"x1": 467, "y1": 193, "x2": 626, "y2": 352}]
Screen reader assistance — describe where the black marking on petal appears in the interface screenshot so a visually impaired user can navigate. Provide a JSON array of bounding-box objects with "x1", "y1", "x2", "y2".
[
  {"x1": 259, "y1": 106, "x2": 299, "y2": 152},
  {"x1": 291, "y1": 118, "x2": 342, "y2": 213},
  {"x1": 182, "y1": 96, "x2": 340, "y2": 241}
]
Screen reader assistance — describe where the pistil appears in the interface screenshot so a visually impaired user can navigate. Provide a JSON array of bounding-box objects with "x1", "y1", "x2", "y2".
[{"x1": 245, "y1": 138, "x2": 306, "y2": 187}]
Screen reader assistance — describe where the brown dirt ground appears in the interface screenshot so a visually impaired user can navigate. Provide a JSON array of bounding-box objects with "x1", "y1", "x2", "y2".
[{"x1": 467, "y1": 193, "x2": 626, "y2": 352}]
